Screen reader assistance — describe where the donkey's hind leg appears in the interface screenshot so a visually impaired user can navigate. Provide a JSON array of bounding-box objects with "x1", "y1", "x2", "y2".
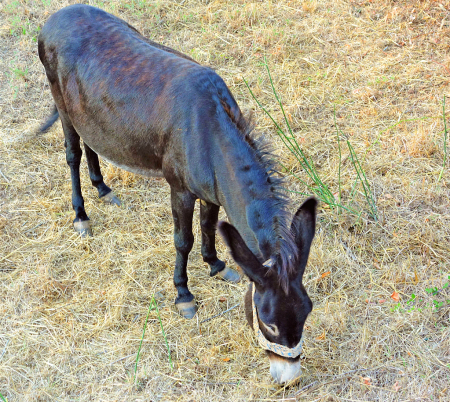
[
  {"x1": 84, "y1": 144, "x2": 121, "y2": 206},
  {"x1": 200, "y1": 201, "x2": 240, "y2": 283},
  {"x1": 61, "y1": 117, "x2": 92, "y2": 237}
]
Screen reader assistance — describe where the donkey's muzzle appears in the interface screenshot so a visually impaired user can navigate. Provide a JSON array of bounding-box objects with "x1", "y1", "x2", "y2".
[{"x1": 268, "y1": 353, "x2": 302, "y2": 384}]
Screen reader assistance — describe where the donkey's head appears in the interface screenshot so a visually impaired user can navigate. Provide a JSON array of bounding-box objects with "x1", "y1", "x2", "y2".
[{"x1": 219, "y1": 197, "x2": 317, "y2": 384}]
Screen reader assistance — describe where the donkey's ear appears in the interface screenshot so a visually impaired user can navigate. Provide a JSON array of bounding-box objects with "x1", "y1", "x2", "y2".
[
  {"x1": 291, "y1": 197, "x2": 317, "y2": 272},
  {"x1": 218, "y1": 221, "x2": 266, "y2": 286}
]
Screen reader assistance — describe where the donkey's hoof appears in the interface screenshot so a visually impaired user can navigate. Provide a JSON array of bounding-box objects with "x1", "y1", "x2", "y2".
[
  {"x1": 73, "y1": 220, "x2": 92, "y2": 237},
  {"x1": 216, "y1": 266, "x2": 241, "y2": 283},
  {"x1": 100, "y1": 191, "x2": 121, "y2": 206},
  {"x1": 176, "y1": 300, "x2": 198, "y2": 319}
]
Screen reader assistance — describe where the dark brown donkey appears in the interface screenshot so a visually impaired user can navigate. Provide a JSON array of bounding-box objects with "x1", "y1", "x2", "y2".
[{"x1": 38, "y1": 4, "x2": 317, "y2": 384}]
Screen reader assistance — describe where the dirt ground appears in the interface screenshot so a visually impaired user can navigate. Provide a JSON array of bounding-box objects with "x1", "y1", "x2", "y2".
[{"x1": 1, "y1": 0, "x2": 449, "y2": 401}]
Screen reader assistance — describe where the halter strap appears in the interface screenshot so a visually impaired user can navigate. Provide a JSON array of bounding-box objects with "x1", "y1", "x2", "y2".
[{"x1": 251, "y1": 282, "x2": 304, "y2": 358}]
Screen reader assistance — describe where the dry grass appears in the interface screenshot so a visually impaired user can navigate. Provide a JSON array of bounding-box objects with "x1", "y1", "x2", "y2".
[{"x1": 1, "y1": 0, "x2": 450, "y2": 400}]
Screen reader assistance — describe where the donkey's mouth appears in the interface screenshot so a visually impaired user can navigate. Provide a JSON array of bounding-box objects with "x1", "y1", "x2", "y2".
[{"x1": 268, "y1": 352, "x2": 302, "y2": 384}]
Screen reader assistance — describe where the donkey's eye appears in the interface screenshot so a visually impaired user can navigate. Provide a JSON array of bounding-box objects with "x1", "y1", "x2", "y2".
[{"x1": 261, "y1": 321, "x2": 279, "y2": 337}]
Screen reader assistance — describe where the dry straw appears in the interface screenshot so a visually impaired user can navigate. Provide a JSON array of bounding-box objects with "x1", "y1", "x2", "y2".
[{"x1": 1, "y1": 0, "x2": 449, "y2": 401}]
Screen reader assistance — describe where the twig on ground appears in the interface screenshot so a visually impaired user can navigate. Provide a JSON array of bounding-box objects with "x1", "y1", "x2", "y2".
[
  {"x1": 291, "y1": 367, "x2": 384, "y2": 397},
  {"x1": 0, "y1": 338, "x2": 10, "y2": 362},
  {"x1": 200, "y1": 304, "x2": 240, "y2": 324},
  {"x1": 0, "y1": 168, "x2": 10, "y2": 183}
]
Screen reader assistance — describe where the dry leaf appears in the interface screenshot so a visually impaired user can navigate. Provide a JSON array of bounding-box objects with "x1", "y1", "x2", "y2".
[
  {"x1": 393, "y1": 381, "x2": 401, "y2": 392},
  {"x1": 222, "y1": 357, "x2": 231, "y2": 362},
  {"x1": 320, "y1": 271, "x2": 331, "y2": 279},
  {"x1": 361, "y1": 376, "x2": 372, "y2": 386},
  {"x1": 391, "y1": 291, "x2": 400, "y2": 302},
  {"x1": 316, "y1": 330, "x2": 326, "y2": 340}
]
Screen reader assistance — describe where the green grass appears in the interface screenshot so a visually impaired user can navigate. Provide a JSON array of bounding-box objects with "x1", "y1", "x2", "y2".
[{"x1": 0, "y1": 391, "x2": 6, "y2": 402}]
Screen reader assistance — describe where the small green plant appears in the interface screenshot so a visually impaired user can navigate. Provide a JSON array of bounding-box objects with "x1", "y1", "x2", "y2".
[
  {"x1": 32, "y1": 27, "x2": 41, "y2": 43},
  {"x1": 391, "y1": 275, "x2": 450, "y2": 313},
  {"x1": 134, "y1": 295, "x2": 172, "y2": 385},
  {"x1": 8, "y1": 15, "x2": 40, "y2": 38},
  {"x1": 122, "y1": 0, "x2": 151, "y2": 16},
  {"x1": 4, "y1": 0, "x2": 20, "y2": 14},
  {"x1": 12, "y1": 67, "x2": 28, "y2": 80}
]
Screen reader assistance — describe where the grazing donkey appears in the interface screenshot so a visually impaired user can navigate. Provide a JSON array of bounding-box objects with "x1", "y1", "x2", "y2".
[{"x1": 38, "y1": 4, "x2": 316, "y2": 384}]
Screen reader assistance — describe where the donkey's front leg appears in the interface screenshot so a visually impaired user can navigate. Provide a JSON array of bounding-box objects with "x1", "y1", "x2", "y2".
[
  {"x1": 171, "y1": 189, "x2": 197, "y2": 319},
  {"x1": 200, "y1": 201, "x2": 240, "y2": 283}
]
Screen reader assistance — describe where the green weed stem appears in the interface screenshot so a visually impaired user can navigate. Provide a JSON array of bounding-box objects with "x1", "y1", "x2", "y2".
[
  {"x1": 334, "y1": 106, "x2": 342, "y2": 210},
  {"x1": 438, "y1": 95, "x2": 448, "y2": 183},
  {"x1": 134, "y1": 296, "x2": 173, "y2": 385},
  {"x1": 243, "y1": 75, "x2": 335, "y2": 207},
  {"x1": 154, "y1": 297, "x2": 173, "y2": 370},
  {"x1": 347, "y1": 141, "x2": 378, "y2": 220}
]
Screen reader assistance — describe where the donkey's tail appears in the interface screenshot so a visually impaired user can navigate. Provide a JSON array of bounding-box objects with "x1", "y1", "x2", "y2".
[{"x1": 38, "y1": 105, "x2": 59, "y2": 133}]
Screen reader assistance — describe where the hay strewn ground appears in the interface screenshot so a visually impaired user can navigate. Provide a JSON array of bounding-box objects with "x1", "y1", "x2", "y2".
[{"x1": 1, "y1": 0, "x2": 449, "y2": 400}]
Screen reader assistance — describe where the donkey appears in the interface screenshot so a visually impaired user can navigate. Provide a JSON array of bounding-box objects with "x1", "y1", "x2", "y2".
[{"x1": 38, "y1": 4, "x2": 316, "y2": 384}]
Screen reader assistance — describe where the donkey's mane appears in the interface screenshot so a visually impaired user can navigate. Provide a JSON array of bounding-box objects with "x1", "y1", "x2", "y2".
[{"x1": 224, "y1": 106, "x2": 298, "y2": 292}]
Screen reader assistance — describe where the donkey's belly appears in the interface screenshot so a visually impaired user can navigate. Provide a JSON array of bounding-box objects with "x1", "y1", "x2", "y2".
[
  {"x1": 101, "y1": 155, "x2": 164, "y2": 178},
  {"x1": 78, "y1": 123, "x2": 165, "y2": 179}
]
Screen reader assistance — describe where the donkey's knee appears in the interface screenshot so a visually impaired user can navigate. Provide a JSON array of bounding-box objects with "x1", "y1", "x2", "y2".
[{"x1": 174, "y1": 232, "x2": 194, "y2": 256}]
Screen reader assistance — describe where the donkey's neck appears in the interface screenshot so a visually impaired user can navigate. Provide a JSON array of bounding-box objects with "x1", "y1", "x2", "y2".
[{"x1": 212, "y1": 125, "x2": 294, "y2": 263}]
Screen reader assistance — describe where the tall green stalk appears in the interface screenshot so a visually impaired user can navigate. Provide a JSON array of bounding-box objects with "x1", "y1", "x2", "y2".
[
  {"x1": 347, "y1": 141, "x2": 378, "y2": 221},
  {"x1": 438, "y1": 95, "x2": 448, "y2": 183},
  {"x1": 134, "y1": 296, "x2": 173, "y2": 385},
  {"x1": 243, "y1": 64, "x2": 336, "y2": 208},
  {"x1": 334, "y1": 106, "x2": 343, "y2": 211}
]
